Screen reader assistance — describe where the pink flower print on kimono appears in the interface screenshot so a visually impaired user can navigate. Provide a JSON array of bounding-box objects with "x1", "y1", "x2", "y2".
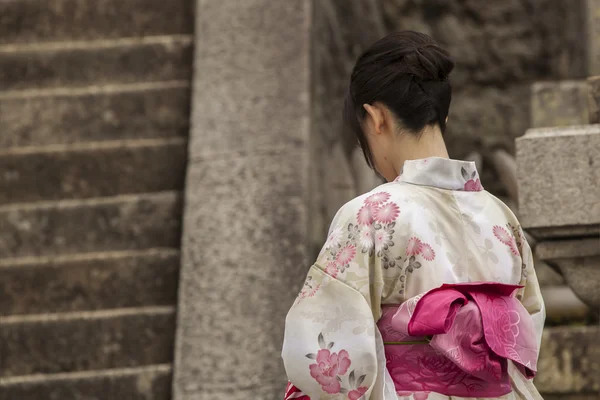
[
  {"x1": 335, "y1": 244, "x2": 357, "y2": 273},
  {"x1": 493, "y1": 225, "x2": 519, "y2": 256},
  {"x1": 305, "y1": 333, "x2": 368, "y2": 395},
  {"x1": 348, "y1": 386, "x2": 368, "y2": 400},
  {"x1": 325, "y1": 261, "x2": 339, "y2": 278},
  {"x1": 308, "y1": 348, "x2": 351, "y2": 394},
  {"x1": 461, "y1": 166, "x2": 483, "y2": 192},
  {"x1": 364, "y1": 191, "x2": 391, "y2": 206},
  {"x1": 405, "y1": 237, "x2": 437, "y2": 272},
  {"x1": 373, "y1": 202, "x2": 400, "y2": 224},
  {"x1": 357, "y1": 204, "x2": 376, "y2": 226},
  {"x1": 294, "y1": 276, "x2": 321, "y2": 305}
]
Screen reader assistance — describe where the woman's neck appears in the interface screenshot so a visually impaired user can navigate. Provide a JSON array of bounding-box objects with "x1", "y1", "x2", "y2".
[{"x1": 390, "y1": 125, "x2": 449, "y2": 176}]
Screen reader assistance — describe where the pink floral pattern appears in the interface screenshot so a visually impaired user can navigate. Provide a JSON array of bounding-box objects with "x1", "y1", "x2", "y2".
[
  {"x1": 464, "y1": 179, "x2": 483, "y2": 192},
  {"x1": 406, "y1": 237, "x2": 423, "y2": 256},
  {"x1": 359, "y1": 229, "x2": 374, "y2": 252},
  {"x1": 336, "y1": 244, "x2": 357, "y2": 267},
  {"x1": 374, "y1": 202, "x2": 400, "y2": 223},
  {"x1": 323, "y1": 191, "x2": 401, "y2": 271},
  {"x1": 485, "y1": 298, "x2": 521, "y2": 348},
  {"x1": 400, "y1": 237, "x2": 437, "y2": 294},
  {"x1": 421, "y1": 244, "x2": 435, "y2": 261},
  {"x1": 309, "y1": 349, "x2": 351, "y2": 394},
  {"x1": 325, "y1": 261, "x2": 339, "y2": 278},
  {"x1": 348, "y1": 386, "x2": 368, "y2": 400},
  {"x1": 374, "y1": 230, "x2": 389, "y2": 252},
  {"x1": 365, "y1": 192, "x2": 390, "y2": 205},
  {"x1": 305, "y1": 333, "x2": 367, "y2": 396},
  {"x1": 356, "y1": 204, "x2": 375, "y2": 226},
  {"x1": 405, "y1": 238, "x2": 436, "y2": 265},
  {"x1": 461, "y1": 166, "x2": 484, "y2": 192},
  {"x1": 295, "y1": 276, "x2": 322, "y2": 305},
  {"x1": 493, "y1": 225, "x2": 519, "y2": 256}
]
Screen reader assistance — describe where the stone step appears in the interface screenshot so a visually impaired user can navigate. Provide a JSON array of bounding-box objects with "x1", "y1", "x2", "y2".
[
  {"x1": 0, "y1": 364, "x2": 172, "y2": 400},
  {"x1": 0, "y1": 81, "x2": 191, "y2": 147},
  {"x1": 0, "y1": 138, "x2": 187, "y2": 205},
  {"x1": 0, "y1": 0, "x2": 193, "y2": 45},
  {"x1": 0, "y1": 249, "x2": 179, "y2": 316},
  {"x1": 0, "y1": 307, "x2": 175, "y2": 378},
  {"x1": 0, "y1": 35, "x2": 193, "y2": 91},
  {"x1": 536, "y1": 325, "x2": 600, "y2": 395},
  {"x1": 0, "y1": 192, "x2": 182, "y2": 259}
]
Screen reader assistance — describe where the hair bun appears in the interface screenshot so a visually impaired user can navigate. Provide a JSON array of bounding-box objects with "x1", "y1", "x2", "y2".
[{"x1": 410, "y1": 45, "x2": 454, "y2": 81}]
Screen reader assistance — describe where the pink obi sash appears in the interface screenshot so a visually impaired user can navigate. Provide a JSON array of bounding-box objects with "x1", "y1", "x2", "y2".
[{"x1": 378, "y1": 282, "x2": 538, "y2": 397}]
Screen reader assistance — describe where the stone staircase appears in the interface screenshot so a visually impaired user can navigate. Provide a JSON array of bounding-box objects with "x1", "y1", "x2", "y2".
[{"x1": 0, "y1": 1, "x2": 193, "y2": 398}]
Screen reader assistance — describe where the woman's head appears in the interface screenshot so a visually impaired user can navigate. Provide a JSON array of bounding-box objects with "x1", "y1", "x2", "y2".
[{"x1": 344, "y1": 31, "x2": 454, "y2": 181}]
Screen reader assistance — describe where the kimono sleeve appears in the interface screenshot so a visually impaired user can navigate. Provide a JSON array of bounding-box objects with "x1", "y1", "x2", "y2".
[
  {"x1": 516, "y1": 233, "x2": 546, "y2": 354},
  {"x1": 282, "y1": 191, "x2": 406, "y2": 399},
  {"x1": 281, "y1": 265, "x2": 383, "y2": 399}
]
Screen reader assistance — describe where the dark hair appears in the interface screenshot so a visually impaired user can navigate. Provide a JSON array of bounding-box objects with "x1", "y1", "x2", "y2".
[{"x1": 344, "y1": 31, "x2": 454, "y2": 168}]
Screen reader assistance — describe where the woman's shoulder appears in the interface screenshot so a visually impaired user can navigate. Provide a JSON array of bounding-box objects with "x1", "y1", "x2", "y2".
[{"x1": 330, "y1": 182, "x2": 417, "y2": 227}]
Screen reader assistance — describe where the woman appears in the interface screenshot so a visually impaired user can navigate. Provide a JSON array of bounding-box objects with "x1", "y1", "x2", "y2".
[{"x1": 281, "y1": 31, "x2": 545, "y2": 400}]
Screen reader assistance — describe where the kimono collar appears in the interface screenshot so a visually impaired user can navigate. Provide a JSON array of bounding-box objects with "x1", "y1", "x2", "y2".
[{"x1": 394, "y1": 157, "x2": 484, "y2": 192}]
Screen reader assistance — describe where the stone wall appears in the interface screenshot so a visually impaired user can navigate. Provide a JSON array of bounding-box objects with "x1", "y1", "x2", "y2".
[{"x1": 310, "y1": 0, "x2": 587, "y2": 251}]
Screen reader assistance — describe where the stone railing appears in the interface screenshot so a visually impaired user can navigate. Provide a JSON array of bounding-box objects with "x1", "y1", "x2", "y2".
[{"x1": 515, "y1": 75, "x2": 600, "y2": 398}]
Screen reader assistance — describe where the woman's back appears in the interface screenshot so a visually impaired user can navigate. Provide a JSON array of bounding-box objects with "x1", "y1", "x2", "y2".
[{"x1": 283, "y1": 158, "x2": 545, "y2": 399}]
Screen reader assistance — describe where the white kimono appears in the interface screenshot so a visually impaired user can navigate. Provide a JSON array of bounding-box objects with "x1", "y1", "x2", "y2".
[{"x1": 282, "y1": 158, "x2": 545, "y2": 400}]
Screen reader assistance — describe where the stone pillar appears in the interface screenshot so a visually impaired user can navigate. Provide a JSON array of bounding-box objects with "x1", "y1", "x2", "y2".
[
  {"x1": 173, "y1": 2, "x2": 311, "y2": 399},
  {"x1": 530, "y1": 81, "x2": 590, "y2": 128},
  {"x1": 517, "y1": 124, "x2": 600, "y2": 398},
  {"x1": 516, "y1": 125, "x2": 600, "y2": 239}
]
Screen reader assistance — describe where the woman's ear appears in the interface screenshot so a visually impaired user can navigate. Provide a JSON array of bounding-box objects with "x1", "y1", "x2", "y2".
[{"x1": 363, "y1": 104, "x2": 384, "y2": 135}]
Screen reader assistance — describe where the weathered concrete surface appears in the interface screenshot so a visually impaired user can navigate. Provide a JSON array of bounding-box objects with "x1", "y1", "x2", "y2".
[
  {"x1": 536, "y1": 237, "x2": 600, "y2": 310},
  {"x1": 173, "y1": 1, "x2": 311, "y2": 399},
  {"x1": 0, "y1": 139, "x2": 187, "y2": 204},
  {"x1": 0, "y1": 307, "x2": 175, "y2": 377},
  {"x1": 0, "y1": 0, "x2": 193, "y2": 44},
  {"x1": 516, "y1": 125, "x2": 600, "y2": 237},
  {"x1": 0, "y1": 82, "x2": 190, "y2": 147},
  {"x1": 536, "y1": 238, "x2": 600, "y2": 260},
  {"x1": 589, "y1": 76, "x2": 600, "y2": 124},
  {"x1": 536, "y1": 326, "x2": 600, "y2": 395},
  {"x1": 531, "y1": 81, "x2": 590, "y2": 128},
  {"x1": 0, "y1": 192, "x2": 182, "y2": 258},
  {"x1": 0, "y1": 36, "x2": 193, "y2": 90},
  {"x1": 0, "y1": 365, "x2": 172, "y2": 400},
  {"x1": 586, "y1": 0, "x2": 600, "y2": 76},
  {"x1": 0, "y1": 249, "x2": 179, "y2": 316},
  {"x1": 540, "y1": 286, "x2": 591, "y2": 323},
  {"x1": 553, "y1": 256, "x2": 600, "y2": 310}
]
